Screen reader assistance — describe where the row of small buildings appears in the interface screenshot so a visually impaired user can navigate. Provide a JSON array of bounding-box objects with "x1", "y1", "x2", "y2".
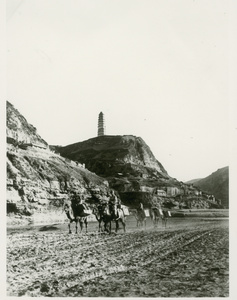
[{"x1": 141, "y1": 184, "x2": 217, "y2": 202}]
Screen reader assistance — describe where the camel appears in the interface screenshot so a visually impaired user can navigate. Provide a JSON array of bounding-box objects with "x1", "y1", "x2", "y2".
[
  {"x1": 149, "y1": 207, "x2": 171, "y2": 228},
  {"x1": 114, "y1": 207, "x2": 126, "y2": 233},
  {"x1": 64, "y1": 203, "x2": 89, "y2": 234},
  {"x1": 149, "y1": 207, "x2": 160, "y2": 227},
  {"x1": 133, "y1": 208, "x2": 146, "y2": 228},
  {"x1": 92, "y1": 204, "x2": 111, "y2": 233},
  {"x1": 161, "y1": 209, "x2": 171, "y2": 228},
  {"x1": 94, "y1": 202, "x2": 126, "y2": 233}
]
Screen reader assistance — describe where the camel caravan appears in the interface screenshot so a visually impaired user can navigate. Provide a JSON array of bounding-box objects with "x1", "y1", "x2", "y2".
[
  {"x1": 63, "y1": 190, "x2": 171, "y2": 234},
  {"x1": 149, "y1": 206, "x2": 171, "y2": 228},
  {"x1": 129, "y1": 203, "x2": 171, "y2": 229}
]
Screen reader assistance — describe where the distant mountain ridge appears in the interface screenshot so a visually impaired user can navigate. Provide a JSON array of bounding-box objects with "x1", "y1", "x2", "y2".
[
  {"x1": 185, "y1": 178, "x2": 202, "y2": 185},
  {"x1": 186, "y1": 167, "x2": 229, "y2": 208}
]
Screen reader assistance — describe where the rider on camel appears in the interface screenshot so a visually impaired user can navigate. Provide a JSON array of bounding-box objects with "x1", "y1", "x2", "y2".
[
  {"x1": 108, "y1": 190, "x2": 117, "y2": 218},
  {"x1": 151, "y1": 190, "x2": 162, "y2": 210},
  {"x1": 70, "y1": 192, "x2": 90, "y2": 216},
  {"x1": 108, "y1": 190, "x2": 122, "y2": 218},
  {"x1": 70, "y1": 191, "x2": 80, "y2": 210},
  {"x1": 64, "y1": 191, "x2": 80, "y2": 220},
  {"x1": 137, "y1": 202, "x2": 146, "y2": 219}
]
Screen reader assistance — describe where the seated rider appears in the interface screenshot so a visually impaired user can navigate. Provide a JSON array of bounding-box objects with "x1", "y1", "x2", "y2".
[
  {"x1": 70, "y1": 191, "x2": 80, "y2": 209},
  {"x1": 137, "y1": 202, "x2": 146, "y2": 218},
  {"x1": 108, "y1": 190, "x2": 120, "y2": 218},
  {"x1": 138, "y1": 202, "x2": 144, "y2": 211},
  {"x1": 117, "y1": 198, "x2": 122, "y2": 209},
  {"x1": 97, "y1": 201, "x2": 103, "y2": 212},
  {"x1": 70, "y1": 192, "x2": 85, "y2": 215},
  {"x1": 80, "y1": 195, "x2": 89, "y2": 210}
]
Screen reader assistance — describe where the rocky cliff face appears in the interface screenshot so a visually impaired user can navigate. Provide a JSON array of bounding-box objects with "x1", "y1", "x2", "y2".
[
  {"x1": 6, "y1": 102, "x2": 111, "y2": 225},
  {"x1": 7, "y1": 101, "x2": 48, "y2": 148}
]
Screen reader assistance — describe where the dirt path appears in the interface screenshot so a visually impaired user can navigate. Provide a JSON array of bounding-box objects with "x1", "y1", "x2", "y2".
[{"x1": 7, "y1": 217, "x2": 229, "y2": 297}]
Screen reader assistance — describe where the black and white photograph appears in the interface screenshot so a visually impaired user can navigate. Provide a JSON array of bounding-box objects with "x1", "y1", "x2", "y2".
[{"x1": 4, "y1": 0, "x2": 236, "y2": 298}]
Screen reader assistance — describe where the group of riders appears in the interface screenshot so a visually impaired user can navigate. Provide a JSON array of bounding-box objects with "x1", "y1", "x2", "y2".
[
  {"x1": 66, "y1": 189, "x2": 169, "y2": 226},
  {"x1": 68, "y1": 190, "x2": 123, "y2": 220},
  {"x1": 65, "y1": 190, "x2": 126, "y2": 233},
  {"x1": 69, "y1": 190, "x2": 149, "y2": 216}
]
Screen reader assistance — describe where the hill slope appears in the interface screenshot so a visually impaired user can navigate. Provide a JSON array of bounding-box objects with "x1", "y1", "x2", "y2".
[
  {"x1": 54, "y1": 136, "x2": 222, "y2": 209},
  {"x1": 6, "y1": 101, "x2": 111, "y2": 225},
  {"x1": 54, "y1": 135, "x2": 169, "y2": 178},
  {"x1": 54, "y1": 136, "x2": 177, "y2": 206},
  {"x1": 190, "y1": 167, "x2": 229, "y2": 208}
]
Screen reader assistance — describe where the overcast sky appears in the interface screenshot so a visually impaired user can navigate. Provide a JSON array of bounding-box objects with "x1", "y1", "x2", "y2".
[{"x1": 6, "y1": 0, "x2": 231, "y2": 182}]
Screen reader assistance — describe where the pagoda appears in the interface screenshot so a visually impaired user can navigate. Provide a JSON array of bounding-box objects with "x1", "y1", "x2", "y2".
[{"x1": 97, "y1": 112, "x2": 105, "y2": 136}]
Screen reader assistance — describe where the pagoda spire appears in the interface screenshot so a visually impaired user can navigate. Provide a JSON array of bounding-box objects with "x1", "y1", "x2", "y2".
[{"x1": 97, "y1": 112, "x2": 105, "y2": 136}]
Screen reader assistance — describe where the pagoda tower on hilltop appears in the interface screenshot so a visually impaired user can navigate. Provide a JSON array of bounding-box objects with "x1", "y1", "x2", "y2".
[{"x1": 97, "y1": 112, "x2": 105, "y2": 136}]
